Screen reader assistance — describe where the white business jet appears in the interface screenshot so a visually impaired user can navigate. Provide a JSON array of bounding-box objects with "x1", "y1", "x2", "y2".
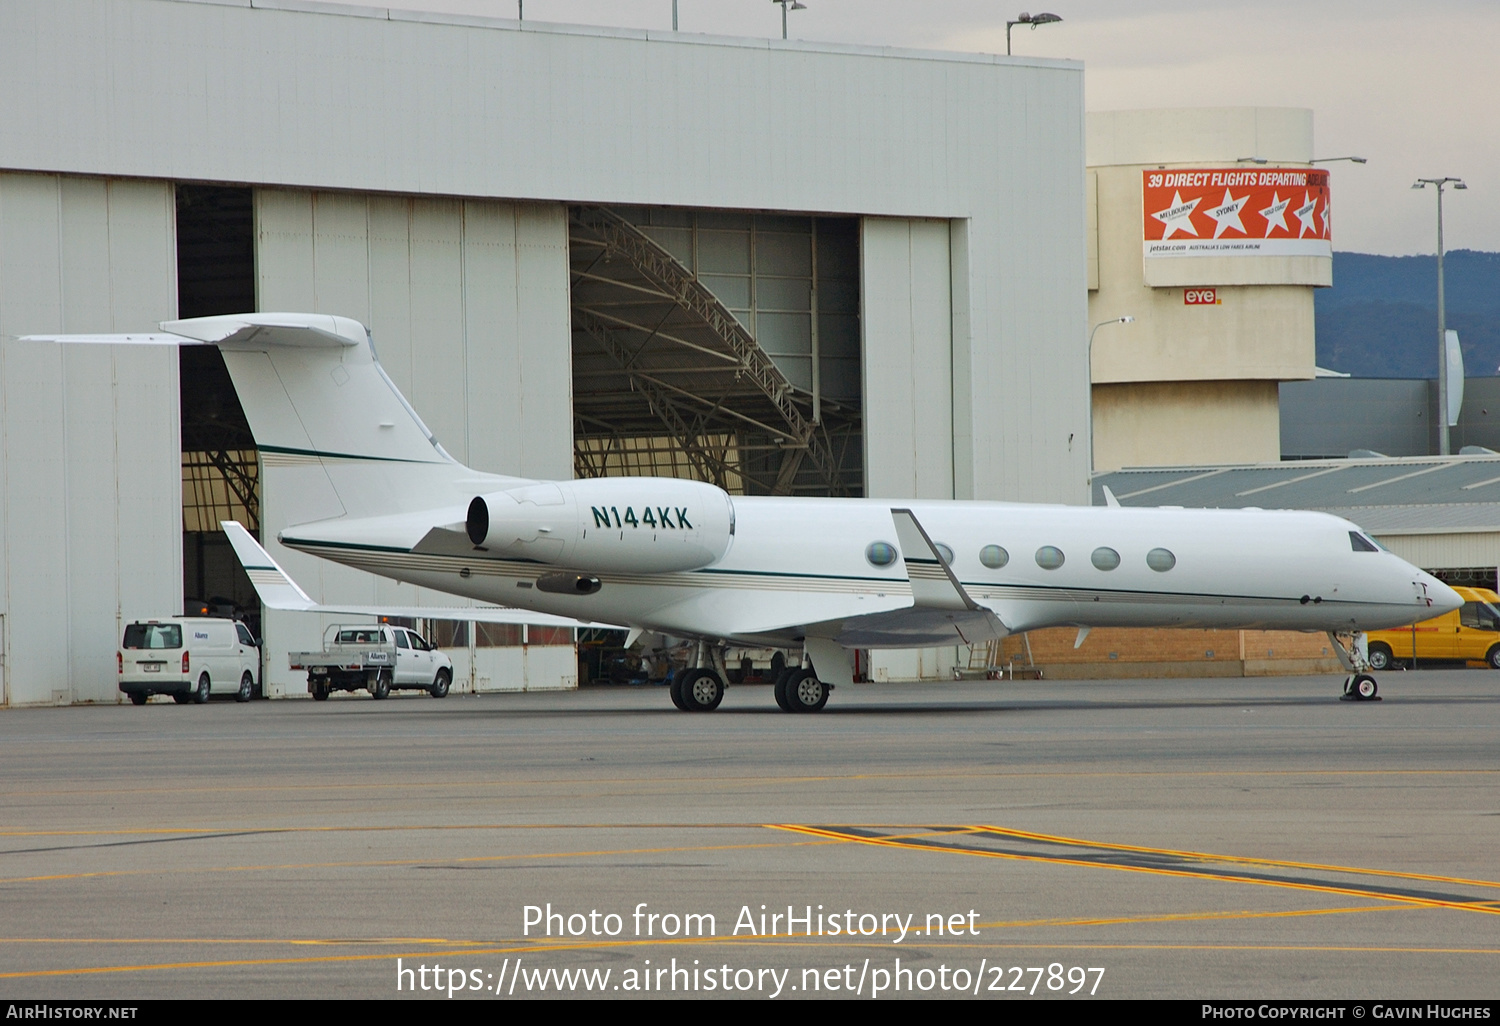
[{"x1": 26, "y1": 313, "x2": 1459, "y2": 711}]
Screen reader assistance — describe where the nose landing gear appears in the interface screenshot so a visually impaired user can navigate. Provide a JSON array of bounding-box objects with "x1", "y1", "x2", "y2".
[{"x1": 1329, "y1": 631, "x2": 1382, "y2": 702}]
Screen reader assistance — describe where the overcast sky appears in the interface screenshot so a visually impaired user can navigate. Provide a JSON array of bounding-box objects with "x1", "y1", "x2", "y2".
[{"x1": 321, "y1": 0, "x2": 1497, "y2": 257}]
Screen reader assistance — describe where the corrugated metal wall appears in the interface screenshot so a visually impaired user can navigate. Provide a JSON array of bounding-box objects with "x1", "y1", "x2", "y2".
[
  {"x1": 0, "y1": 172, "x2": 180, "y2": 706},
  {"x1": 252, "y1": 189, "x2": 575, "y2": 696}
]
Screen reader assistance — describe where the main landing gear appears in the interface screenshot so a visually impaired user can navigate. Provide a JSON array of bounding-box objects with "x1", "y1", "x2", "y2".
[
  {"x1": 667, "y1": 644, "x2": 833, "y2": 713},
  {"x1": 1328, "y1": 631, "x2": 1382, "y2": 702}
]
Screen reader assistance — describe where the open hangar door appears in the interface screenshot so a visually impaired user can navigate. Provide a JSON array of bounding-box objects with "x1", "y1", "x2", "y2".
[
  {"x1": 568, "y1": 205, "x2": 866, "y2": 683},
  {"x1": 175, "y1": 185, "x2": 261, "y2": 638}
]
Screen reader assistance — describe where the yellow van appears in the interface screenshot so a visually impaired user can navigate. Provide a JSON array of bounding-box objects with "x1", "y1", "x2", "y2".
[{"x1": 1366, "y1": 586, "x2": 1500, "y2": 670}]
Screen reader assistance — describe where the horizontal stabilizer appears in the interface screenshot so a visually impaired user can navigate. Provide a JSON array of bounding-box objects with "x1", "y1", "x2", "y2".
[
  {"x1": 19, "y1": 313, "x2": 364, "y2": 350},
  {"x1": 221, "y1": 521, "x2": 610, "y2": 629}
]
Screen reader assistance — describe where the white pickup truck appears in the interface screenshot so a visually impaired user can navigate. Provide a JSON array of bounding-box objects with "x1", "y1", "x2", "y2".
[{"x1": 289, "y1": 624, "x2": 454, "y2": 701}]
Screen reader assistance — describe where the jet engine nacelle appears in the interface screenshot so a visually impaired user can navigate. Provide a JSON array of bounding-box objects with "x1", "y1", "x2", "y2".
[{"x1": 466, "y1": 477, "x2": 735, "y2": 574}]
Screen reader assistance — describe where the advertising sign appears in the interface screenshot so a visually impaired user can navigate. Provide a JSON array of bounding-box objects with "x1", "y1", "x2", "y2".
[{"x1": 1143, "y1": 168, "x2": 1330, "y2": 259}]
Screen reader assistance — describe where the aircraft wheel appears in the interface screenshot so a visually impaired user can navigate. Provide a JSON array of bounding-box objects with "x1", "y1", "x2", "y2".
[
  {"x1": 668, "y1": 669, "x2": 690, "y2": 711},
  {"x1": 1367, "y1": 643, "x2": 1392, "y2": 671},
  {"x1": 369, "y1": 670, "x2": 391, "y2": 700},
  {"x1": 1354, "y1": 673, "x2": 1379, "y2": 700},
  {"x1": 680, "y1": 668, "x2": 724, "y2": 712},
  {"x1": 783, "y1": 668, "x2": 828, "y2": 713},
  {"x1": 1487, "y1": 645, "x2": 1500, "y2": 670},
  {"x1": 129, "y1": 692, "x2": 148, "y2": 706},
  {"x1": 1341, "y1": 675, "x2": 1355, "y2": 697},
  {"x1": 773, "y1": 669, "x2": 793, "y2": 712}
]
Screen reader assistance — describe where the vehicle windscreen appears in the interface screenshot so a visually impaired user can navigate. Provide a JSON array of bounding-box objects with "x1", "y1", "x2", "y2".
[
  {"x1": 123, "y1": 624, "x2": 182, "y2": 649},
  {"x1": 336, "y1": 630, "x2": 381, "y2": 645}
]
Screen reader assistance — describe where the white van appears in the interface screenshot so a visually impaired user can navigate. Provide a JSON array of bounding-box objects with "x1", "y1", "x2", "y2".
[{"x1": 119, "y1": 618, "x2": 260, "y2": 705}]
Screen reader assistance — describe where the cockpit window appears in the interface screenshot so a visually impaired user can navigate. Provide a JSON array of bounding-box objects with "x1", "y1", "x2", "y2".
[{"x1": 1349, "y1": 531, "x2": 1379, "y2": 553}]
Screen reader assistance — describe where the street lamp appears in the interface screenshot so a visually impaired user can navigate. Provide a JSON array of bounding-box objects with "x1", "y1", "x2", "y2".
[
  {"x1": 1088, "y1": 316, "x2": 1134, "y2": 472},
  {"x1": 1412, "y1": 177, "x2": 1468, "y2": 456},
  {"x1": 1311, "y1": 156, "x2": 1368, "y2": 164},
  {"x1": 1006, "y1": 12, "x2": 1062, "y2": 55},
  {"x1": 772, "y1": 0, "x2": 806, "y2": 39}
]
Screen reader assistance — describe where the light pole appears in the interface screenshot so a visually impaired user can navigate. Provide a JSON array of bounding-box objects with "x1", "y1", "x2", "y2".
[
  {"x1": 1088, "y1": 316, "x2": 1134, "y2": 472},
  {"x1": 1413, "y1": 176, "x2": 1468, "y2": 455},
  {"x1": 1311, "y1": 156, "x2": 1368, "y2": 165},
  {"x1": 1006, "y1": 12, "x2": 1062, "y2": 55},
  {"x1": 772, "y1": 0, "x2": 806, "y2": 39}
]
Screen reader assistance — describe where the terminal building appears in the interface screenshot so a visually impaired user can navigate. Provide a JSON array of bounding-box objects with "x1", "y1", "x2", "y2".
[{"x1": 0, "y1": 0, "x2": 1089, "y2": 705}]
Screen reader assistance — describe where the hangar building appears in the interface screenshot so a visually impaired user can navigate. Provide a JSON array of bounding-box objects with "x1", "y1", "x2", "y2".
[{"x1": 0, "y1": 0, "x2": 1088, "y2": 705}]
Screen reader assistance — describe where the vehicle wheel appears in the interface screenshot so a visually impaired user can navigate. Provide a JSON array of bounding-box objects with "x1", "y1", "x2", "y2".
[
  {"x1": 192, "y1": 673, "x2": 211, "y2": 704},
  {"x1": 679, "y1": 668, "x2": 724, "y2": 712},
  {"x1": 1366, "y1": 643, "x2": 1392, "y2": 671},
  {"x1": 236, "y1": 672, "x2": 254, "y2": 703},
  {"x1": 370, "y1": 670, "x2": 391, "y2": 700},
  {"x1": 1487, "y1": 645, "x2": 1500, "y2": 670},
  {"x1": 1354, "y1": 673, "x2": 1379, "y2": 700},
  {"x1": 773, "y1": 669, "x2": 793, "y2": 712},
  {"x1": 311, "y1": 679, "x2": 330, "y2": 701},
  {"x1": 173, "y1": 693, "x2": 192, "y2": 704},
  {"x1": 783, "y1": 668, "x2": 828, "y2": 713},
  {"x1": 129, "y1": 692, "x2": 148, "y2": 706},
  {"x1": 668, "y1": 669, "x2": 690, "y2": 711},
  {"x1": 430, "y1": 670, "x2": 451, "y2": 698},
  {"x1": 770, "y1": 651, "x2": 787, "y2": 679}
]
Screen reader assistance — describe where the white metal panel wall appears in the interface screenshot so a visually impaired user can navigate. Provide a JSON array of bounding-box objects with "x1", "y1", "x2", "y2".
[
  {"x1": 0, "y1": 173, "x2": 179, "y2": 706},
  {"x1": 0, "y1": 0, "x2": 1090, "y2": 505},
  {"x1": 253, "y1": 188, "x2": 573, "y2": 696},
  {"x1": 861, "y1": 218, "x2": 955, "y2": 502}
]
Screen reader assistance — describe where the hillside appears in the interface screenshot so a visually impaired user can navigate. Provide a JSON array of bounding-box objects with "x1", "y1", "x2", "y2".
[{"x1": 1316, "y1": 250, "x2": 1500, "y2": 378}]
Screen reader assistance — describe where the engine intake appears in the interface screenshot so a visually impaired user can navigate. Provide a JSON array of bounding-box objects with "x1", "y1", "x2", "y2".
[{"x1": 466, "y1": 477, "x2": 734, "y2": 574}]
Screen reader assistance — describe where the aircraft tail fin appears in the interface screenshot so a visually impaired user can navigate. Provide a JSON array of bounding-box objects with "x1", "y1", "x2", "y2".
[{"x1": 24, "y1": 313, "x2": 527, "y2": 523}]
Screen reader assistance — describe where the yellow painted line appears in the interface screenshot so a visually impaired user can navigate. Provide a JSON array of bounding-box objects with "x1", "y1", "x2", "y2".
[
  {"x1": 983, "y1": 905, "x2": 1404, "y2": 929},
  {"x1": 774, "y1": 825, "x2": 1500, "y2": 917},
  {"x1": 5, "y1": 938, "x2": 1500, "y2": 981},
  {"x1": 0, "y1": 835, "x2": 846, "y2": 887},
  {"x1": 3, "y1": 766, "x2": 1497, "y2": 800},
  {"x1": 971, "y1": 823, "x2": 1500, "y2": 892}
]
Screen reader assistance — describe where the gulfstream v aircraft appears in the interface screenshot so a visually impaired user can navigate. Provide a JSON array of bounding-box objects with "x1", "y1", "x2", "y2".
[{"x1": 27, "y1": 313, "x2": 1459, "y2": 712}]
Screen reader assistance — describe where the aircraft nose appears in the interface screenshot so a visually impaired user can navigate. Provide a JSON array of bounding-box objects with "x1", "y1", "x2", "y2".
[{"x1": 1421, "y1": 572, "x2": 1462, "y2": 614}]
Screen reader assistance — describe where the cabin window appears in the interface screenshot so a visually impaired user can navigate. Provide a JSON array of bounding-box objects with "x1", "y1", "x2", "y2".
[
  {"x1": 934, "y1": 543, "x2": 954, "y2": 565},
  {"x1": 866, "y1": 541, "x2": 898, "y2": 567},
  {"x1": 979, "y1": 544, "x2": 1009, "y2": 569},
  {"x1": 1091, "y1": 547, "x2": 1120, "y2": 571},
  {"x1": 1349, "y1": 531, "x2": 1379, "y2": 552},
  {"x1": 1035, "y1": 546, "x2": 1065, "y2": 570},
  {"x1": 1146, "y1": 547, "x2": 1176, "y2": 572}
]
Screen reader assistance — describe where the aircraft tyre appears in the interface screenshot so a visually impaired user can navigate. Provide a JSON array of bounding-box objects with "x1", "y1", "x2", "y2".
[
  {"x1": 1341, "y1": 675, "x2": 1355, "y2": 697},
  {"x1": 772, "y1": 670, "x2": 792, "y2": 712},
  {"x1": 236, "y1": 672, "x2": 254, "y2": 703},
  {"x1": 192, "y1": 673, "x2": 211, "y2": 704},
  {"x1": 1353, "y1": 673, "x2": 1379, "y2": 700},
  {"x1": 1367, "y1": 643, "x2": 1393, "y2": 671},
  {"x1": 680, "y1": 668, "x2": 724, "y2": 712},
  {"x1": 129, "y1": 692, "x2": 148, "y2": 706},
  {"x1": 370, "y1": 670, "x2": 391, "y2": 700},
  {"x1": 783, "y1": 668, "x2": 828, "y2": 713},
  {"x1": 430, "y1": 670, "x2": 451, "y2": 698},
  {"x1": 1487, "y1": 645, "x2": 1500, "y2": 670},
  {"x1": 668, "y1": 669, "x2": 690, "y2": 711}
]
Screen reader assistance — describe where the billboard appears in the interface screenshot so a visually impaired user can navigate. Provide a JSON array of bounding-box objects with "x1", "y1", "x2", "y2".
[{"x1": 1143, "y1": 168, "x2": 1330, "y2": 260}]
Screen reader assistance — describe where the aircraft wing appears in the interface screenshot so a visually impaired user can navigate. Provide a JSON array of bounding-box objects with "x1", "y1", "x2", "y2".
[{"x1": 221, "y1": 521, "x2": 617, "y2": 629}]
